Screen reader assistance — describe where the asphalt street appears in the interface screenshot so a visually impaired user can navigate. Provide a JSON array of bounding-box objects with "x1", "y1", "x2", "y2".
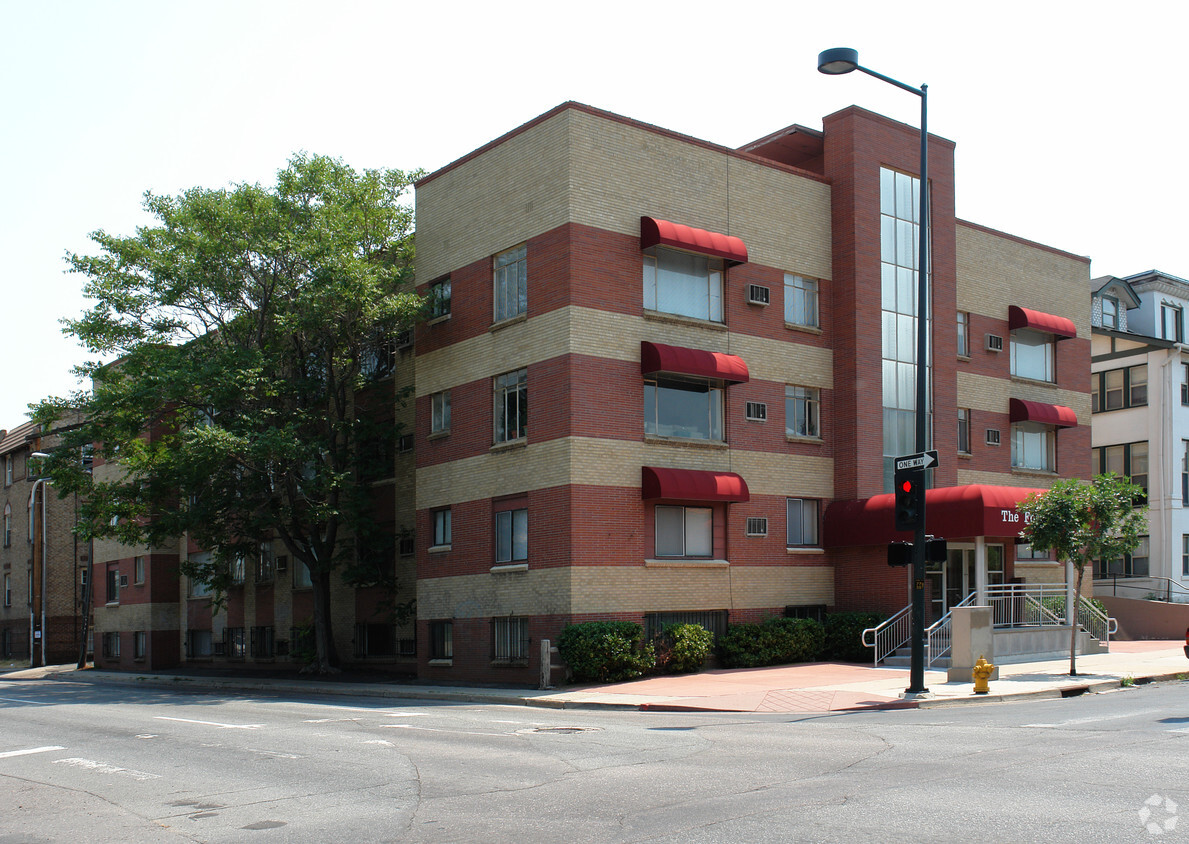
[{"x1": 1, "y1": 676, "x2": 1186, "y2": 842}]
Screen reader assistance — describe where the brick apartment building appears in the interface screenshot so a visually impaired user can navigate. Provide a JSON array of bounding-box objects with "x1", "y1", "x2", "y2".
[
  {"x1": 0, "y1": 420, "x2": 91, "y2": 664},
  {"x1": 87, "y1": 100, "x2": 1091, "y2": 681}
]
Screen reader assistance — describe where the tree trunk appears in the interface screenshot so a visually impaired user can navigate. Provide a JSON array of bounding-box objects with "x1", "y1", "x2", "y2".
[
  {"x1": 305, "y1": 570, "x2": 340, "y2": 674},
  {"x1": 1069, "y1": 565, "x2": 1085, "y2": 676}
]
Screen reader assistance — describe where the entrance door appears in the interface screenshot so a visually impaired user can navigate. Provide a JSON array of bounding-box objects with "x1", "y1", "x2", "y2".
[{"x1": 925, "y1": 545, "x2": 976, "y2": 624}]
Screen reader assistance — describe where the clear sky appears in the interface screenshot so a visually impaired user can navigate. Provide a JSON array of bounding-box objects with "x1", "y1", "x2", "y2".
[{"x1": 2, "y1": 1, "x2": 1185, "y2": 426}]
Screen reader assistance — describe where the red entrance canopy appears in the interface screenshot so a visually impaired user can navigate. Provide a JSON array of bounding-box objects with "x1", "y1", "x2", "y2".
[
  {"x1": 640, "y1": 341, "x2": 749, "y2": 383},
  {"x1": 640, "y1": 216, "x2": 748, "y2": 265},
  {"x1": 641, "y1": 466, "x2": 750, "y2": 503},
  {"x1": 822, "y1": 484, "x2": 1047, "y2": 546},
  {"x1": 1010, "y1": 398, "x2": 1078, "y2": 428}
]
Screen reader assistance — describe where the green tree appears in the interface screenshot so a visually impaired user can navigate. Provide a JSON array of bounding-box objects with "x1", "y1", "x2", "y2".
[
  {"x1": 1017, "y1": 474, "x2": 1147, "y2": 676},
  {"x1": 33, "y1": 153, "x2": 424, "y2": 673}
]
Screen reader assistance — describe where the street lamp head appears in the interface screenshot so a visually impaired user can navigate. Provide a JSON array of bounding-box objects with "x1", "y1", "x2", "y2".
[
  {"x1": 31, "y1": 451, "x2": 50, "y2": 459},
  {"x1": 817, "y1": 48, "x2": 859, "y2": 75}
]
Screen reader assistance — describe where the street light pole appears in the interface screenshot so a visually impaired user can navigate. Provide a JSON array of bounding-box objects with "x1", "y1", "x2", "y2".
[
  {"x1": 818, "y1": 48, "x2": 930, "y2": 694},
  {"x1": 29, "y1": 452, "x2": 52, "y2": 668}
]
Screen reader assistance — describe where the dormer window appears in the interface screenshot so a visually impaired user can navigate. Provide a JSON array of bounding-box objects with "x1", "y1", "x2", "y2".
[{"x1": 1101, "y1": 296, "x2": 1119, "y2": 330}]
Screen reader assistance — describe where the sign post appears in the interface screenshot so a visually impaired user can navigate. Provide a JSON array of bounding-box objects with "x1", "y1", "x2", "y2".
[{"x1": 895, "y1": 451, "x2": 938, "y2": 694}]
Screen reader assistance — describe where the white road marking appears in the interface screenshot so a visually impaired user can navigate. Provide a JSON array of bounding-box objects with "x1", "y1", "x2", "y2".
[
  {"x1": 381, "y1": 724, "x2": 508, "y2": 737},
  {"x1": 0, "y1": 696, "x2": 50, "y2": 705},
  {"x1": 155, "y1": 716, "x2": 263, "y2": 730},
  {"x1": 363, "y1": 740, "x2": 394, "y2": 747},
  {"x1": 302, "y1": 718, "x2": 361, "y2": 724},
  {"x1": 53, "y1": 757, "x2": 159, "y2": 781},
  {"x1": 244, "y1": 748, "x2": 301, "y2": 759},
  {"x1": 135, "y1": 735, "x2": 157, "y2": 739},
  {"x1": 0, "y1": 745, "x2": 65, "y2": 759},
  {"x1": 1023, "y1": 708, "x2": 1163, "y2": 729}
]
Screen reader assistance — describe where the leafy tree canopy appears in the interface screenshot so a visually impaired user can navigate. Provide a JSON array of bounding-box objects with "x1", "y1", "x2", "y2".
[{"x1": 34, "y1": 153, "x2": 424, "y2": 672}]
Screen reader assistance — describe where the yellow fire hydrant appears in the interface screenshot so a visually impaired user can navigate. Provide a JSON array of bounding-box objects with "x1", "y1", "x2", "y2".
[{"x1": 972, "y1": 655, "x2": 995, "y2": 695}]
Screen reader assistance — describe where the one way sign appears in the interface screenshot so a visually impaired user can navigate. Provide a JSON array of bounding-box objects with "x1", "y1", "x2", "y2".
[{"x1": 895, "y1": 450, "x2": 939, "y2": 472}]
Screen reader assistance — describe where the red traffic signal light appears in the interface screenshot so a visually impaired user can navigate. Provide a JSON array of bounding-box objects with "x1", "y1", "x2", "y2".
[{"x1": 894, "y1": 465, "x2": 923, "y2": 531}]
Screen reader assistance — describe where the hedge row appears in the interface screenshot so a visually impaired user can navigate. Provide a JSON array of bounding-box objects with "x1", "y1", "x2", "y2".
[{"x1": 557, "y1": 612, "x2": 887, "y2": 682}]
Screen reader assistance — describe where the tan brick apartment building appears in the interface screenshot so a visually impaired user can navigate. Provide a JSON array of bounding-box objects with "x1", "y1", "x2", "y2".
[
  {"x1": 88, "y1": 101, "x2": 1090, "y2": 681},
  {"x1": 0, "y1": 421, "x2": 91, "y2": 664}
]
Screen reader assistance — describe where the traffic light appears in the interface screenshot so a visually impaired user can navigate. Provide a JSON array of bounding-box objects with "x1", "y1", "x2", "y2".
[
  {"x1": 894, "y1": 465, "x2": 923, "y2": 531},
  {"x1": 926, "y1": 536, "x2": 948, "y2": 563},
  {"x1": 887, "y1": 541, "x2": 912, "y2": 567}
]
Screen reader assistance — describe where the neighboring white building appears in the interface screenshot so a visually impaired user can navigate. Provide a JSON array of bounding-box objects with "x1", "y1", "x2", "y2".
[{"x1": 1091, "y1": 270, "x2": 1189, "y2": 600}]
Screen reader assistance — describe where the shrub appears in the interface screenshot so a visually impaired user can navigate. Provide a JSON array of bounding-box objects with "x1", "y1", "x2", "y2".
[
  {"x1": 824, "y1": 612, "x2": 885, "y2": 662},
  {"x1": 717, "y1": 617, "x2": 825, "y2": 668},
  {"x1": 654, "y1": 623, "x2": 714, "y2": 674},
  {"x1": 557, "y1": 621, "x2": 656, "y2": 683},
  {"x1": 1041, "y1": 595, "x2": 1108, "y2": 620}
]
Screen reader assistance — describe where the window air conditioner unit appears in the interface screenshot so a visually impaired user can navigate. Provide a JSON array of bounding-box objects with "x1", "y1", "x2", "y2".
[
  {"x1": 276, "y1": 555, "x2": 288, "y2": 573},
  {"x1": 746, "y1": 517, "x2": 769, "y2": 537},
  {"x1": 213, "y1": 641, "x2": 227, "y2": 656},
  {"x1": 985, "y1": 333, "x2": 1004, "y2": 352},
  {"x1": 394, "y1": 329, "x2": 413, "y2": 350},
  {"x1": 985, "y1": 429, "x2": 1001, "y2": 446},
  {"x1": 746, "y1": 284, "x2": 770, "y2": 306},
  {"x1": 119, "y1": 575, "x2": 129, "y2": 588},
  {"x1": 745, "y1": 401, "x2": 768, "y2": 421}
]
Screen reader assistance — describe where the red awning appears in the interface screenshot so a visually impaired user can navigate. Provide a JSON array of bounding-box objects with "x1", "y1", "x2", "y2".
[
  {"x1": 1008, "y1": 305, "x2": 1077, "y2": 340},
  {"x1": 642, "y1": 466, "x2": 750, "y2": 503},
  {"x1": 640, "y1": 216, "x2": 748, "y2": 265},
  {"x1": 1009, "y1": 398, "x2": 1078, "y2": 428},
  {"x1": 640, "y1": 341, "x2": 749, "y2": 383},
  {"x1": 822, "y1": 484, "x2": 1048, "y2": 546}
]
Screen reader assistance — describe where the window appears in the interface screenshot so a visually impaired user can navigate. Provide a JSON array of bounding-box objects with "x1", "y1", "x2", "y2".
[
  {"x1": 643, "y1": 247, "x2": 723, "y2": 323},
  {"x1": 786, "y1": 498, "x2": 820, "y2": 547},
  {"x1": 1091, "y1": 365, "x2": 1146, "y2": 412},
  {"x1": 257, "y1": 541, "x2": 275, "y2": 583},
  {"x1": 133, "y1": 631, "x2": 146, "y2": 660},
  {"x1": 1092, "y1": 442, "x2": 1148, "y2": 501},
  {"x1": 785, "y1": 386, "x2": 820, "y2": 439},
  {"x1": 1183, "y1": 441, "x2": 1188, "y2": 506},
  {"x1": 429, "y1": 620, "x2": 453, "y2": 660},
  {"x1": 1162, "y1": 303, "x2": 1184, "y2": 342},
  {"x1": 494, "y1": 244, "x2": 527, "y2": 322},
  {"x1": 398, "y1": 533, "x2": 415, "y2": 556},
  {"x1": 106, "y1": 567, "x2": 120, "y2": 604},
  {"x1": 251, "y1": 626, "x2": 275, "y2": 658},
  {"x1": 957, "y1": 408, "x2": 971, "y2": 454},
  {"x1": 1010, "y1": 330, "x2": 1055, "y2": 382},
  {"x1": 494, "y1": 369, "x2": 527, "y2": 443},
  {"x1": 1183, "y1": 535, "x2": 1189, "y2": 577},
  {"x1": 3, "y1": 573, "x2": 10, "y2": 607},
  {"x1": 398, "y1": 433, "x2": 414, "y2": 454},
  {"x1": 956, "y1": 311, "x2": 970, "y2": 357},
  {"x1": 784, "y1": 274, "x2": 819, "y2": 328},
  {"x1": 353, "y1": 623, "x2": 395, "y2": 658},
  {"x1": 224, "y1": 627, "x2": 246, "y2": 658},
  {"x1": 1015, "y1": 543, "x2": 1052, "y2": 561},
  {"x1": 134, "y1": 556, "x2": 145, "y2": 585},
  {"x1": 1101, "y1": 296, "x2": 1119, "y2": 329},
  {"x1": 745, "y1": 517, "x2": 768, "y2": 537},
  {"x1": 187, "y1": 629, "x2": 213, "y2": 658},
  {"x1": 495, "y1": 507, "x2": 528, "y2": 563},
  {"x1": 645, "y1": 376, "x2": 723, "y2": 441},
  {"x1": 4, "y1": 455, "x2": 11, "y2": 486},
  {"x1": 102, "y1": 632, "x2": 120, "y2": 658},
  {"x1": 430, "y1": 277, "x2": 451, "y2": 319},
  {"x1": 25, "y1": 455, "x2": 38, "y2": 480},
  {"x1": 294, "y1": 560, "x2": 313, "y2": 589},
  {"x1": 1011, "y1": 422, "x2": 1055, "y2": 472},
  {"x1": 655, "y1": 505, "x2": 712, "y2": 557},
  {"x1": 491, "y1": 616, "x2": 529, "y2": 662},
  {"x1": 1182, "y1": 363, "x2": 1189, "y2": 406},
  {"x1": 432, "y1": 509, "x2": 452, "y2": 548},
  {"x1": 431, "y1": 390, "x2": 451, "y2": 434},
  {"x1": 230, "y1": 555, "x2": 245, "y2": 585},
  {"x1": 3, "y1": 504, "x2": 10, "y2": 547}
]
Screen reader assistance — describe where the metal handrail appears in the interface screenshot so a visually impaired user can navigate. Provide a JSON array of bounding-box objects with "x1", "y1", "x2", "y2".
[
  {"x1": 862, "y1": 605, "x2": 912, "y2": 666},
  {"x1": 1094, "y1": 574, "x2": 1189, "y2": 603},
  {"x1": 1077, "y1": 595, "x2": 1116, "y2": 643}
]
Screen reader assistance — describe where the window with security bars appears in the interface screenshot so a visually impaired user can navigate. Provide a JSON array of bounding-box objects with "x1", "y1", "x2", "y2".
[
  {"x1": 224, "y1": 627, "x2": 246, "y2": 659},
  {"x1": 251, "y1": 626, "x2": 275, "y2": 658},
  {"x1": 186, "y1": 629, "x2": 213, "y2": 658},
  {"x1": 491, "y1": 617, "x2": 529, "y2": 662},
  {"x1": 430, "y1": 620, "x2": 452, "y2": 660},
  {"x1": 102, "y1": 632, "x2": 121, "y2": 658},
  {"x1": 644, "y1": 610, "x2": 728, "y2": 643},
  {"x1": 745, "y1": 517, "x2": 768, "y2": 536},
  {"x1": 290, "y1": 626, "x2": 314, "y2": 658},
  {"x1": 354, "y1": 623, "x2": 396, "y2": 658}
]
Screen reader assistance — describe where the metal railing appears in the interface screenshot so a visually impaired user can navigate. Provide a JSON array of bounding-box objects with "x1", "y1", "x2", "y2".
[
  {"x1": 864, "y1": 584, "x2": 1119, "y2": 666},
  {"x1": 862, "y1": 605, "x2": 912, "y2": 666},
  {"x1": 1095, "y1": 575, "x2": 1189, "y2": 604}
]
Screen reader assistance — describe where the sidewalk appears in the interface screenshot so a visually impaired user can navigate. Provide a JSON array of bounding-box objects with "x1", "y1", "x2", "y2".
[{"x1": 7, "y1": 640, "x2": 1186, "y2": 713}]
